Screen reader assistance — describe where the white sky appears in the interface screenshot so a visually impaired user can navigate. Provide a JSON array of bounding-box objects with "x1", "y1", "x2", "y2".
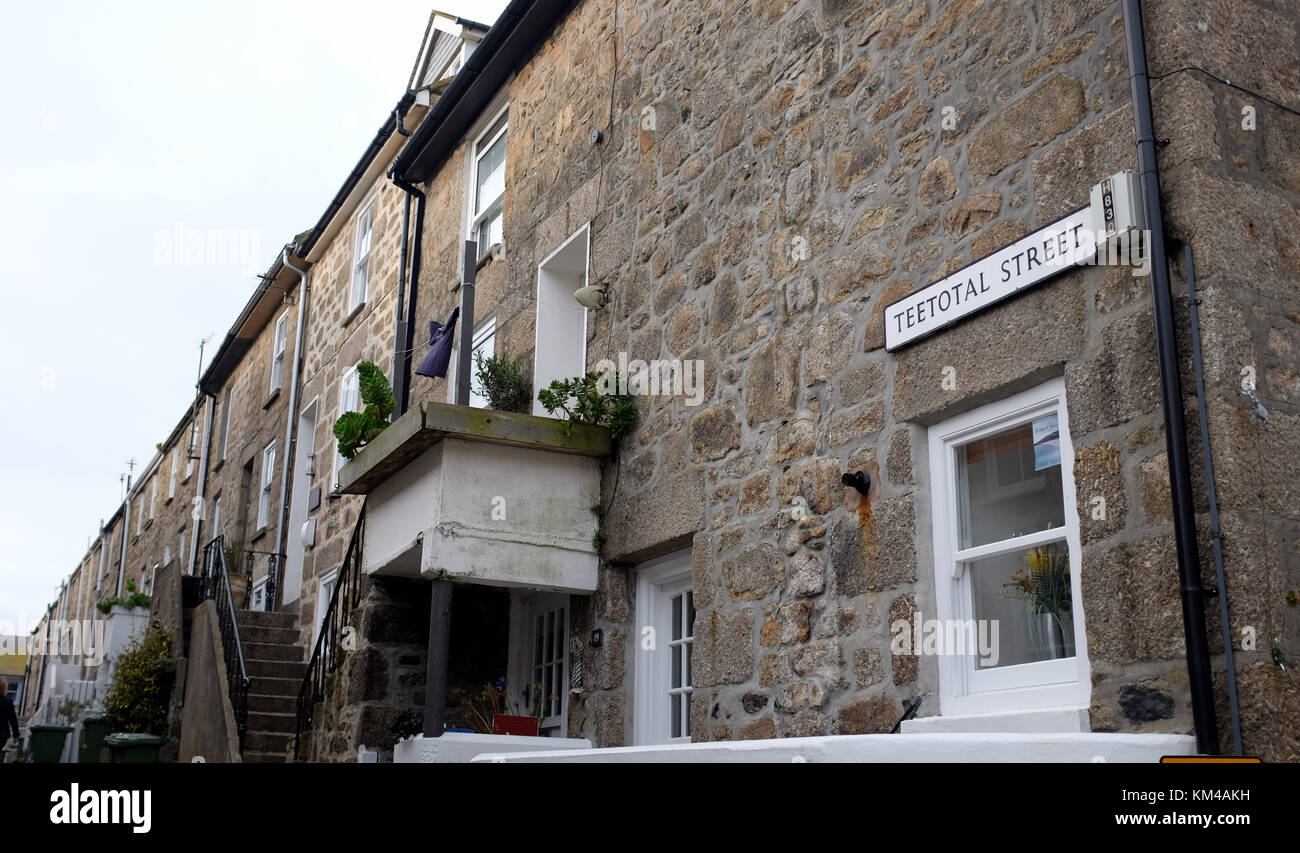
[{"x1": 0, "y1": 0, "x2": 510, "y2": 631}]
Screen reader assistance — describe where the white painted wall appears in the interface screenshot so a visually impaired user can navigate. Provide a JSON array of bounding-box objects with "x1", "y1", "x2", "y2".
[{"x1": 394, "y1": 732, "x2": 591, "y2": 763}]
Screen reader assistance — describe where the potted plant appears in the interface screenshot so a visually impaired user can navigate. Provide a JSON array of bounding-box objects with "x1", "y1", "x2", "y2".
[
  {"x1": 458, "y1": 678, "x2": 545, "y2": 737},
  {"x1": 333, "y1": 361, "x2": 396, "y2": 461},
  {"x1": 95, "y1": 579, "x2": 152, "y2": 615},
  {"x1": 103, "y1": 622, "x2": 175, "y2": 763},
  {"x1": 473, "y1": 350, "x2": 533, "y2": 413}
]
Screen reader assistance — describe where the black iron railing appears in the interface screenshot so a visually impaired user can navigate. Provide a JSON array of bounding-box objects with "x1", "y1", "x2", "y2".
[
  {"x1": 243, "y1": 549, "x2": 283, "y2": 612},
  {"x1": 201, "y1": 535, "x2": 252, "y2": 748},
  {"x1": 294, "y1": 506, "x2": 365, "y2": 759}
]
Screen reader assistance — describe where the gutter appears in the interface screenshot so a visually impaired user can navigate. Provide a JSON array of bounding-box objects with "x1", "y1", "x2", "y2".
[
  {"x1": 1122, "y1": 0, "x2": 1220, "y2": 754},
  {"x1": 391, "y1": 0, "x2": 577, "y2": 183},
  {"x1": 272, "y1": 250, "x2": 311, "y2": 608}
]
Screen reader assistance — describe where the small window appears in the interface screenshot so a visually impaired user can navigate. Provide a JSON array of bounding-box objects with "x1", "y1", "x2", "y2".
[
  {"x1": 163, "y1": 544, "x2": 172, "y2": 565},
  {"x1": 333, "y1": 365, "x2": 361, "y2": 490},
  {"x1": 349, "y1": 204, "x2": 374, "y2": 313},
  {"x1": 251, "y1": 576, "x2": 267, "y2": 612},
  {"x1": 634, "y1": 551, "x2": 695, "y2": 745},
  {"x1": 270, "y1": 312, "x2": 289, "y2": 393},
  {"x1": 316, "y1": 570, "x2": 338, "y2": 643},
  {"x1": 471, "y1": 109, "x2": 507, "y2": 260},
  {"x1": 149, "y1": 477, "x2": 157, "y2": 519},
  {"x1": 927, "y1": 377, "x2": 1089, "y2": 717},
  {"x1": 178, "y1": 528, "x2": 186, "y2": 568},
  {"x1": 211, "y1": 496, "x2": 221, "y2": 537},
  {"x1": 136, "y1": 498, "x2": 144, "y2": 534},
  {"x1": 257, "y1": 441, "x2": 276, "y2": 530},
  {"x1": 168, "y1": 447, "x2": 178, "y2": 499}
]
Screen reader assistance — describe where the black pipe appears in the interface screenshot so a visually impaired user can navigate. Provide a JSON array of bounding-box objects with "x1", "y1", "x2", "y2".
[
  {"x1": 390, "y1": 176, "x2": 426, "y2": 416},
  {"x1": 1122, "y1": 0, "x2": 1219, "y2": 754},
  {"x1": 391, "y1": 189, "x2": 412, "y2": 417},
  {"x1": 456, "y1": 240, "x2": 477, "y2": 406},
  {"x1": 1185, "y1": 244, "x2": 1243, "y2": 754},
  {"x1": 423, "y1": 579, "x2": 453, "y2": 737}
]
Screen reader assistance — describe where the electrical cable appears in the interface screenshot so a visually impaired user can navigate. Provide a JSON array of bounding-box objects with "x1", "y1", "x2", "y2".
[{"x1": 1150, "y1": 65, "x2": 1300, "y2": 119}]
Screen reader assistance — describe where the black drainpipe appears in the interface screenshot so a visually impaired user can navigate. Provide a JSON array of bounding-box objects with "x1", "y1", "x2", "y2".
[
  {"x1": 390, "y1": 171, "x2": 425, "y2": 418},
  {"x1": 1122, "y1": 0, "x2": 1219, "y2": 754}
]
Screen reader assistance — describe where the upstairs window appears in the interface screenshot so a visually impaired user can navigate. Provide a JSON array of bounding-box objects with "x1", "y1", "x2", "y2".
[
  {"x1": 257, "y1": 441, "x2": 276, "y2": 530},
  {"x1": 168, "y1": 448, "x2": 178, "y2": 499},
  {"x1": 218, "y1": 388, "x2": 232, "y2": 461},
  {"x1": 149, "y1": 477, "x2": 157, "y2": 519},
  {"x1": 349, "y1": 203, "x2": 374, "y2": 314},
  {"x1": 471, "y1": 109, "x2": 507, "y2": 260},
  {"x1": 270, "y1": 311, "x2": 288, "y2": 393}
]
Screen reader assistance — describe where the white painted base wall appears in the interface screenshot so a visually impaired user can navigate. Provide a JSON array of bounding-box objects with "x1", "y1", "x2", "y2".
[
  {"x1": 393, "y1": 732, "x2": 592, "y2": 763},
  {"x1": 471, "y1": 732, "x2": 1198, "y2": 763}
]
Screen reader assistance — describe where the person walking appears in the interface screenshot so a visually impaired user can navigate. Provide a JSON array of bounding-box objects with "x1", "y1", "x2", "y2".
[{"x1": 0, "y1": 677, "x2": 19, "y2": 762}]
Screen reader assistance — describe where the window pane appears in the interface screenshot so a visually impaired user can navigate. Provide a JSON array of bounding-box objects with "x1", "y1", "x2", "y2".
[
  {"x1": 967, "y1": 540, "x2": 1075, "y2": 669},
  {"x1": 671, "y1": 643, "x2": 681, "y2": 688},
  {"x1": 670, "y1": 693, "x2": 681, "y2": 739},
  {"x1": 671, "y1": 593, "x2": 682, "y2": 641},
  {"x1": 475, "y1": 130, "x2": 506, "y2": 213},
  {"x1": 686, "y1": 592, "x2": 695, "y2": 637},
  {"x1": 956, "y1": 414, "x2": 1065, "y2": 549},
  {"x1": 685, "y1": 641, "x2": 692, "y2": 687}
]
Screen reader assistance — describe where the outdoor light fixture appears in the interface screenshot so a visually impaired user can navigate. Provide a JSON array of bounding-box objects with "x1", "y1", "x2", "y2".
[
  {"x1": 590, "y1": 628, "x2": 604, "y2": 648},
  {"x1": 841, "y1": 470, "x2": 871, "y2": 494},
  {"x1": 573, "y1": 282, "x2": 609, "y2": 309}
]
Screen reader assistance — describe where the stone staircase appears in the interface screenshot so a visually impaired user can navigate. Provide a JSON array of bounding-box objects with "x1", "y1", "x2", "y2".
[{"x1": 235, "y1": 609, "x2": 305, "y2": 763}]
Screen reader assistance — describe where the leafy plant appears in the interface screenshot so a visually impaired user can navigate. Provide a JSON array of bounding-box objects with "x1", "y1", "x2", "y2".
[
  {"x1": 333, "y1": 361, "x2": 396, "y2": 461},
  {"x1": 97, "y1": 580, "x2": 151, "y2": 614},
  {"x1": 537, "y1": 372, "x2": 638, "y2": 442},
  {"x1": 103, "y1": 622, "x2": 175, "y2": 735},
  {"x1": 473, "y1": 350, "x2": 533, "y2": 414},
  {"x1": 57, "y1": 698, "x2": 88, "y2": 726}
]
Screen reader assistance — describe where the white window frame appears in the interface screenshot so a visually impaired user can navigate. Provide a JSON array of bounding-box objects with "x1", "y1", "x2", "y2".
[
  {"x1": 634, "y1": 550, "x2": 695, "y2": 745},
  {"x1": 163, "y1": 544, "x2": 172, "y2": 566},
  {"x1": 333, "y1": 363, "x2": 361, "y2": 491},
  {"x1": 927, "y1": 376, "x2": 1089, "y2": 717},
  {"x1": 168, "y1": 447, "x2": 178, "y2": 499},
  {"x1": 449, "y1": 317, "x2": 496, "y2": 407},
  {"x1": 178, "y1": 528, "x2": 186, "y2": 567},
  {"x1": 316, "y1": 569, "x2": 338, "y2": 643},
  {"x1": 469, "y1": 105, "x2": 508, "y2": 260},
  {"x1": 211, "y1": 496, "x2": 221, "y2": 540},
  {"x1": 257, "y1": 441, "x2": 276, "y2": 530},
  {"x1": 149, "y1": 477, "x2": 157, "y2": 519},
  {"x1": 251, "y1": 576, "x2": 268, "y2": 612},
  {"x1": 270, "y1": 310, "x2": 289, "y2": 393},
  {"x1": 509, "y1": 591, "x2": 569, "y2": 736},
  {"x1": 348, "y1": 202, "x2": 374, "y2": 314}
]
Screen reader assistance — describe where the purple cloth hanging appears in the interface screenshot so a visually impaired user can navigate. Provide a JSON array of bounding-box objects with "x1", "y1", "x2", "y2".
[{"x1": 414, "y1": 306, "x2": 460, "y2": 379}]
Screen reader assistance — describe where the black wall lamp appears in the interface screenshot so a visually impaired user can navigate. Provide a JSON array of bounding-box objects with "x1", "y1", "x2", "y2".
[{"x1": 841, "y1": 470, "x2": 871, "y2": 495}]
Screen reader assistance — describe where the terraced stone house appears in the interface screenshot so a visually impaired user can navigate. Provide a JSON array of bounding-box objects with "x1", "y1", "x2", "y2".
[{"x1": 25, "y1": 0, "x2": 1299, "y2": 764}]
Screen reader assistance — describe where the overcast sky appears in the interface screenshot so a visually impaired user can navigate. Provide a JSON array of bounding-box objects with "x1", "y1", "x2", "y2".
[{"x1": 0, "y1": 0, "x2": 509, "y2": 631}]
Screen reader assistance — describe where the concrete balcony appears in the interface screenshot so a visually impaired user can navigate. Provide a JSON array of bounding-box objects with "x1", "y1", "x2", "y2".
[{"x1": 337, "y1": 401, "x2": 610, "y2": 594}]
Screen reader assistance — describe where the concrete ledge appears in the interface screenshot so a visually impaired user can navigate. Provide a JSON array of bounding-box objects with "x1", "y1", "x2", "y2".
[
  {"x1": 340, "y1": 402, "x2": 611, "y2": 494},
  {"x1": 470, "y1": 732, "x2": 1199, "y2": 763},
  {"x1": 394, "y1": 732, "x2": 592, "y2": 763},
  {"x1": 900, "y1": 706, "x2": 1091, "y2": 733}
]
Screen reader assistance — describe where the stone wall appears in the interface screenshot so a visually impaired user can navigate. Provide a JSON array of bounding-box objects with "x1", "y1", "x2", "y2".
[{"x1": 393, "y1": 0, "x2": 1297, "y2": 757}]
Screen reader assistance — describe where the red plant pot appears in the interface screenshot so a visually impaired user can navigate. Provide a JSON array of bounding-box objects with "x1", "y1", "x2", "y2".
[{"x1": 491, "y1": 714, "x2": 540, "y2": 736}]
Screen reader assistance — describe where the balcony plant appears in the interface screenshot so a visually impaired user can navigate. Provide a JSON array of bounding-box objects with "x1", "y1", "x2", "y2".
[
  {"x1": 454, "y1": 678, "x2": 550, "y2": 737},
  {"x1": 473, "y1": 350, "x2": 532, "y2": 414},
  {"x1": 96, "y1": 579, "x2": 152, "y2": 615},
  {"x1": 334, "y1": 361, "x2": 397, "y2": 461}
]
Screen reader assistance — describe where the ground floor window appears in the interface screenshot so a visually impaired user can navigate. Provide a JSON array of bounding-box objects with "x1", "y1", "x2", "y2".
[
  {"x1": 634, "y1": 550, "x2": 695, "y2": 744},
  {"x1": 927, "y1": 376, "x2": 1090, "y2": 716}
]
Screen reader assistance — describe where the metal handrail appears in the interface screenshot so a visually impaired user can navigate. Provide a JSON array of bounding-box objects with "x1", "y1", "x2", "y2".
[
  {"x1": 293, "y1": 506, "x2": 365, "y2": 759},
  {"x1": 201, "y1": 535, "x2": 251, "y2": 748}
]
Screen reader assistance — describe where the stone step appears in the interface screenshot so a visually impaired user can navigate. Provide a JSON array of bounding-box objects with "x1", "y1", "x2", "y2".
[
  {"x1": 244, "y1": 641, "x2": 302, "y2": 662},
  {"x1": 245, "y1": 658, "x2": 308, "y2": 680},
  {"x1": 243, "y1": 729, "x2": 293, "y2": 753},
  {"x1": 239, "y1": 624, "x2": 300, "y2": 646},
  {"x1": 236, "y1": 610, "x2": 296, "y2": 630},
  {"x1": 247, "y1": 711, "x2": 295, "y2": 734},
  {"x1": 249, "y1": 676, "x2": 304, "y2": 699},
  {"x1": 248, "y1": 692, "x2": 297, "y2": 714},
  {"x1": 242, "y1": 749, "x2": 288, "y2": 764}
]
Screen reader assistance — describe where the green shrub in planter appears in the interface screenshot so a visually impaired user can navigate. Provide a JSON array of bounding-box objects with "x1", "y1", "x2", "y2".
[
  {"x1": 473, "y1": 350, "x2": 533, "y2": 414},
  {"x1": 103, "y1": 622, "x2": 175, "y2": 739}
]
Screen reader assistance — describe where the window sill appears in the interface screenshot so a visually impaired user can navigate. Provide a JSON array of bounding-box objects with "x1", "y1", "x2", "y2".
[
  {"x1": 474, "y1": 243, "x2": 503, "y2": 271},
  {"x1": 250, "y1": 526, "x2": 269, "y2": 544},
  {"x1": 263, "y1": 388, "x2": 281, "y2": 410},
  {"x1": 343, "y1": 301, "x2": 366, "y2": 327},
  {"x1": 899, "y1": 706, "x2": 1090, "y2": 734},
  {"x1": 212, "y1": 458, "x2": 225, "y2": 475}
]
